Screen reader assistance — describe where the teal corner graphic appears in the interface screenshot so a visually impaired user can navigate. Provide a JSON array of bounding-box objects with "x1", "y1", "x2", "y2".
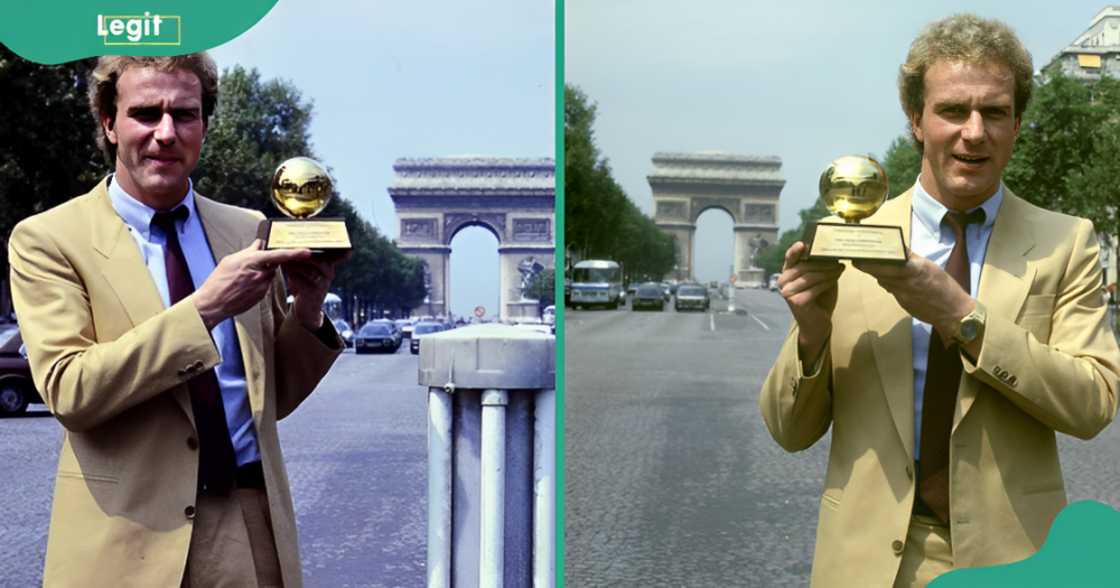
[
  {"x1": 930, "y1": 500, "x2": 1120, "y2": 588},
  {"x1": 0, "y1": 1, "x2": 277, "y2": 64}
]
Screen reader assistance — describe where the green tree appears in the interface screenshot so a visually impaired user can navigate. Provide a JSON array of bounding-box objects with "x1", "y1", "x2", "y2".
[
  {"x1": 0, "y1": 49, "x2": 103, "y2": 314},
  {"x1": 1005, "y1": 72, "x2": 1120, "y2": 261},
  {"x1": 564, "y1": 85, "x2": 675, "y2": 281},
  {"x1": 881, "y1": 136, "x2": 921, "y2": 199}
]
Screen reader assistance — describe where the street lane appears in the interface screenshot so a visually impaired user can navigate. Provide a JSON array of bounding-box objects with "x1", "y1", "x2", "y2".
[
  {"x1": 565, "y1": 288, "x2": 829, "y2": 586},
  {"x1": 0, "y1": 345, "x2": 428, "y2": 588},
  {"x1": 565, "y1": 286, "x2": 1120, "y2": 586}
]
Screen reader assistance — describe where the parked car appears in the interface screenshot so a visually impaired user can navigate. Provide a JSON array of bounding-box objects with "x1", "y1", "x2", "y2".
[
  {"x1": 768, "y1": 275, "x2": 781, "y2": 291},
  {"x1": 675, "y1": 283, "x2": 711, "y2": 311},
  {"x1": 332, "y1": 318, "x2": 354, "y2": 348},
  {"x1": 542, "y1": 305, "x2": 556, "y2": 329},
  {"x1": 632, "y1": 283, "x2": 666, "y2": 311},
  {"x1": 0, "y1": 326, "x2": 43, "y2": 415},
  {"x1": 354, "y1": 322, "x2": 402, "y2": 354},
  {"x1": 410, "y1": 321, "x2": 446, "y2": 354}
]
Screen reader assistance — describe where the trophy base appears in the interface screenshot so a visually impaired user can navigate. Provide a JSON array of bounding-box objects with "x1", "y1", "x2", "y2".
[
  {"x1": 258, "y1": 218, "x2": 352, "y2": 253},
  {"x1": 803, "y1": 221, "x2": 906, "y2": 263}
]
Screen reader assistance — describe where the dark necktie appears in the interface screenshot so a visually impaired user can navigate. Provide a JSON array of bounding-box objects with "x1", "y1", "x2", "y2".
[
  {"x1": 151, "y1": 208, "x2": 237, "y2": 496},
  {"x1": 917, "y1": 208, "x2": 985, "y2": 524}
]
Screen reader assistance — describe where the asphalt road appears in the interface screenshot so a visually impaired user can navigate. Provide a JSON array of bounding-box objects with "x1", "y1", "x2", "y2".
[
  {"x1": 563, "y1": 287, "x2": 1120, "y2": 587},
  {"x1": 0, "y1": 345, "x2": 428, "y2": 588}
]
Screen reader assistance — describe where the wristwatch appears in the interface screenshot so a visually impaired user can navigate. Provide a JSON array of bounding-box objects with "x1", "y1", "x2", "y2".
[{"x1": 953, "y1": 302, "x2": 987, "y2": 345}]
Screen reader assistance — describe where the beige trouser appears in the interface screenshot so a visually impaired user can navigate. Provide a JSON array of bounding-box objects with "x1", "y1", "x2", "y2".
[
  {"x1": 181, "y1": 488, "x2": 283, "y2": 588},
  {"x1": 893, "y1": 514, "x2": 954, "y2": 588}
]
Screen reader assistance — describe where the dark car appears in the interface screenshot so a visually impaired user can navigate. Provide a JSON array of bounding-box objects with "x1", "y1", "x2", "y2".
[
  {"x1": 410, "y1": 321, "x2": 446, "y2": 354},
  {"x1": 0, "y1": 325, "x2": 43, "y2": 415},
  {"x1": 354, "y1": 323, "x2": 402, "y2": 354},
  {"x1": 675, "y1": 283, "x2": 711, "y2": 312},
  {"x1": 632, "y1": 283, "x2": 666, "y2": 311}
]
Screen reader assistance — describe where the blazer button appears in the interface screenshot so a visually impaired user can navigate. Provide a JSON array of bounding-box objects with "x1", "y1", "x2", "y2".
[
  {"x1": 892, "y1": 540, "x2": 904, "y2": 555},
  {"x1": 186, "y1": 436, "x2": 198, "y2": 450},
  {"x1": 185, "y1": 505, "x2": 196, "y2": 519}
]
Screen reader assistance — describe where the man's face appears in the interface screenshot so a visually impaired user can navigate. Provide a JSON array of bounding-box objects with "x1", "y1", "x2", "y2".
[
  {"x1": 103, "y1": 67, "x2": 205, "y2": 208},
  {"x1": 911, "y1": 60, "x2": 1020, "y2": 210}
]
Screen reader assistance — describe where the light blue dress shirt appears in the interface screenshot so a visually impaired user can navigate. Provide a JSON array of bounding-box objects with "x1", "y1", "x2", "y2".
[
  {"x1": 108, "y1": 177, "x2": 260, "y2": 466},
  {"x1": 909, "y1": 178, "x2": 1003, "y2": 458}
]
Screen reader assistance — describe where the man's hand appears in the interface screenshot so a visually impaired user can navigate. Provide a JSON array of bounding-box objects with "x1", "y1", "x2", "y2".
[
  {"x1": 193, "y1": 240, "x2": 312, "y2": 330},
  {"x1": 284, "y1": 251, "x2": 351, "y2": 331},
  {"x1": 853, "y1": 252, "x2": 975, "y2": 345},
  {"x1": 778, "y1": 242, "x2": 844, "y2": 365}
]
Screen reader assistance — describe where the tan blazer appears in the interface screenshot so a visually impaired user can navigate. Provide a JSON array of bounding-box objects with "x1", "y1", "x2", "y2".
[
  {"x1": 760, "y1": 189, "x2": 1120, "y2": 587},
  {"x1": 8, "y1": 179, "x2": 341, "y2": 588}
]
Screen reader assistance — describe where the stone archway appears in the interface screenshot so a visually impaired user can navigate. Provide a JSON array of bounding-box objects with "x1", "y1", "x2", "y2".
[
  {"x1": 648, "y1": 152, "x2": 784, "y2": 286},
  {"x1": 389, "y1": 157, "x2": 555, "y2": 321}
]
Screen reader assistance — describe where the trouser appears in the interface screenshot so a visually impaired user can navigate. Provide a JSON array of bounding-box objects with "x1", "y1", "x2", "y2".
[
  {"x1": 893, "y1": 514, "x2": 953, "y2": 588},
  {"x1": 181, "y1": 487, "x2": 283, "y2": 588}
]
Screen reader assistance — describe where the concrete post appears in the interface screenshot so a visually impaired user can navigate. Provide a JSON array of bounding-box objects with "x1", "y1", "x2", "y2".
[{"x1": 419, "y1": 324, "x2": 556, "y2": 588}]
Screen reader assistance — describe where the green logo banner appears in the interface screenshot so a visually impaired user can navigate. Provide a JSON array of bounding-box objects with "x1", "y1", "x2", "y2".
[
  {"x1": 931, "y1": 500, "x2": 1120, "y2": 587},
  {"x1": 0, "y1": 0, "x2": 277, "y2": 64}
]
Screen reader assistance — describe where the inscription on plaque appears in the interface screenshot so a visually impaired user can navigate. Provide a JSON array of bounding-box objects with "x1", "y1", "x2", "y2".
[
  {"x1": 401, "y1": 218, "x2": 437, "y2": 240},
  {"x1": 744, "y1": 204, "x2": 775, "y2": 223},
  {"x1": 512, "y1": 218, "x2": 551, "y2": 242}
]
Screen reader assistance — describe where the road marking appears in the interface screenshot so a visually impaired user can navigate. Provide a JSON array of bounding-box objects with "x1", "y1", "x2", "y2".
[
  {"x1": 710, "y1": 313, "x2": 716, "y2": 332},
  {"x1": 752, "y1": 314, "x2": 770, "y2": 331}
]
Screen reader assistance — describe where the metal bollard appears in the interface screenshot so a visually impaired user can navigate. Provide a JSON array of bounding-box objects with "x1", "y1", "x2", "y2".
[{"x1": 419, "y1": 324, "x2": 556, "y2": 588}]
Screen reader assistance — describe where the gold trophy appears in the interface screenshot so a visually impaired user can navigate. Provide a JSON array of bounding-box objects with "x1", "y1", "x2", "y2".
[
  {"x1": 258, "y1": 157, "x2": 351, "y2": 253},
  {"x1": 802, "y1": 155, "x2": 906, "y2": 262}
]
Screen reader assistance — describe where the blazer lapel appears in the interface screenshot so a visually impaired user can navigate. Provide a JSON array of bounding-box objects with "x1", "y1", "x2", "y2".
[
  {"x1": 860, "y1": 191, "x2": 916, "y2": 459},
  {"x1": 195, "y1": 196, "x2": 267, "y2": 421},
  {"x1": 89, "y1": 180, "x2": 197, "y2": 423},
  {"x1": 90, "y1": 181, "x2": 166, "y2": 328},
  {"x1": 955, "y1": 189, "x2": 1036, "y2": 432}
]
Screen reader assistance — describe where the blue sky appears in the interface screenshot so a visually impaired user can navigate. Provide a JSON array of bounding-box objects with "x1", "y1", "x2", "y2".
[
  {"x1": 568, "y1": 1, "x2": 1109, "y2": 283},
  {"x1": 211, "y1": 0, "x2": 554, "y2": 318}
]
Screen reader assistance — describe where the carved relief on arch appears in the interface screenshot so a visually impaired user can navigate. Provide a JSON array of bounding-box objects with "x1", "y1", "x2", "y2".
[
  {"x1": 656, "y1": 200, "x2": 688, "y2": 220},
  {"x1": 743, "y1": 203, "x2": 776, "y2": 224},
  {"x1": 443, "y1": 212, "x2": 507, "y2": 245},
  {"x1": 400, "y1": 218, "x2": 439, "y2": 243}
]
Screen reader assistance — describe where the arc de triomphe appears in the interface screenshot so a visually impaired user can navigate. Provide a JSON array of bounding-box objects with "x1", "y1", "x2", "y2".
[
  {"x1": 648, "y1": 152, "x2": 784, "y2": 285},
  {"x1": 389, "y1": 157, "x2": 555, "y2": 321}
]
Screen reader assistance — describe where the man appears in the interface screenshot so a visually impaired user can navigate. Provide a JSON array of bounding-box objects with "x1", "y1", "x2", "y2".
[
  {"x1": 760, "y1": 14, "x2": 1120, "y2": 587},
  {"x1": 9, "y1": 53, "x2": 344, "y2": 587}
]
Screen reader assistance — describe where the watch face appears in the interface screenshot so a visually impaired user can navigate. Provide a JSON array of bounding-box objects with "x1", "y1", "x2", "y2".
[{"x1": 960, "y1": 319, "x2": 979, "y2": 341}]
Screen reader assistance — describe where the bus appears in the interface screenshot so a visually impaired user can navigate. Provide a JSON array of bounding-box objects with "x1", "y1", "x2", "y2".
[{"x1": 568, "y1": 259, "x2": 624, "y2": 309}]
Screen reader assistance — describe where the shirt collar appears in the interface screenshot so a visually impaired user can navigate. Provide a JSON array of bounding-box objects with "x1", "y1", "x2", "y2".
[
  {"x1": 911, "y1": 176, "x2": 1002, "y2": 238},
  {"x1": 108, "y1": 176, "x2": 197, "y2": 239}
]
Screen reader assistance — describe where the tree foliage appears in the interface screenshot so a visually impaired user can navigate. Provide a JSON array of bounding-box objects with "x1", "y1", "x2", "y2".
[
  {"x1": 0, "y1": 50, "x2": 103, "y2": 285},
  {"x1": 1005, "y1": 72, "x2": 1120, "y2": 246},
  {"x1": 564, "y1": 85, "x2": 675, "y2": 282},
  {"x1": 881, "y1": 136, "x2": 921, "y2": 199}
]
